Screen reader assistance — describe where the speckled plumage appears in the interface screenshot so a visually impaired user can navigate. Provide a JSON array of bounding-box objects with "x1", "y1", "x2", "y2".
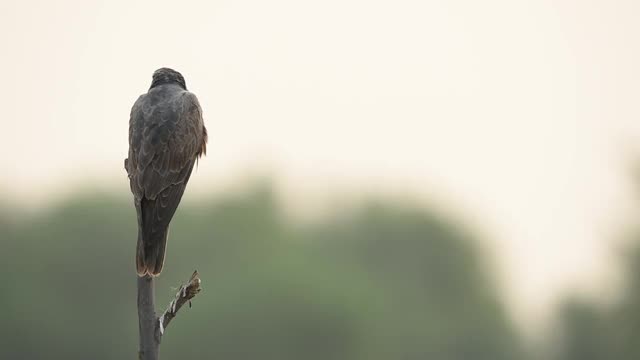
[{"x1": 125, "y1": 68, "x2": 207, "y2": 276}]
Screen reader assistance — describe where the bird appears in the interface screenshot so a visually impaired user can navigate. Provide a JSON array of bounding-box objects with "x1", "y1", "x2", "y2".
[{"x1": 125, "y1": 68, "x2": 208, "y2": 276}]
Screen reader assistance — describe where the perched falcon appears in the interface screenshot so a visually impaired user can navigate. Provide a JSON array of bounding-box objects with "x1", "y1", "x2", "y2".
[{"x1": 125, "y1": 68, "x2": 207, "y2": 276}]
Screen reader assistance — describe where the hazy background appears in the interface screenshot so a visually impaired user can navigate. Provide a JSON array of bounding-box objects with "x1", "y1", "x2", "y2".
[{"x1": 1, "y1": 0, "x2": 640, "y2": 359}]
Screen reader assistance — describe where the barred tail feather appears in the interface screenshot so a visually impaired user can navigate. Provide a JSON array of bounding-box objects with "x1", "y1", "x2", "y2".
[
  {"x1": 136, "y1": 231, "x2": 147, "y2": 276},
  {"x1": 148, "y1": 228, "x2": 168, "y2": 276},
  {"x1": 136, "y1": 228, "x2": 169, "y2": 277}
]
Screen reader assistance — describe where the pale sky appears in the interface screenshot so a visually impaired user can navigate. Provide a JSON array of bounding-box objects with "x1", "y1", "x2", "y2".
[{"x1": 1, "y1": 0, "x2": 640, "y2": 329}]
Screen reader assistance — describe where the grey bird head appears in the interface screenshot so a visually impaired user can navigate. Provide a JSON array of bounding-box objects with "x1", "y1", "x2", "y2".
[{"x1": 150, "y1": 68, "x2": 187, "y2": 90}]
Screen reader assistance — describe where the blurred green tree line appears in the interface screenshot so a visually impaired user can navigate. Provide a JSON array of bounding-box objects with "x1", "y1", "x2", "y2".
[
  {"x1": 551, "y1": 233, "x2": 640, "y2": 360},
  {"x1": 4, "y1": 179, "x2": 640, "y2": 359},
  {"x1": 0, "y1": 181, "x2": 523, "y2": 359},
  {"x1": 549, "y1": 170, "x2": 640, "y2": 360}
]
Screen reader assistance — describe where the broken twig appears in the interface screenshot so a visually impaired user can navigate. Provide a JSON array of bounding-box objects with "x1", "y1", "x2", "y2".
[
  {"x1": 138, "y1": 271, "x2": 202, "y2": 360},
  {"x1": 159, "y1": 271, "x2": 202, "y2": 335}
]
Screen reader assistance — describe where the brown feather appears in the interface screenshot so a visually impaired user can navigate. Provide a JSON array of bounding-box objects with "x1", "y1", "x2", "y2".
[{"x1": 126, "y1": 76, "x2": 206, "y2": 277}]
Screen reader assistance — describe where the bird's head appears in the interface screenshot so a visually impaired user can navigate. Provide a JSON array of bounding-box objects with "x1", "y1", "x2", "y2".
[{"x1": 150, "y1": 68, "x2": 187, "y2": 90}]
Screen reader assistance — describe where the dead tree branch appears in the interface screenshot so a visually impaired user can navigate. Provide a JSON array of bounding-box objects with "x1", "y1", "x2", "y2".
[
  {"x1": 159, "y1": 271, "x2": 202, "y2": 333},
  {"x1": 137, "y1": 271, "x2": 203, "y2": 360}
]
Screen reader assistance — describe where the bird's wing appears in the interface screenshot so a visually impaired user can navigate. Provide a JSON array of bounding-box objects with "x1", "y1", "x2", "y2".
[{"x1": 126, "y1": 90, "x2": 205, "y2": 231}]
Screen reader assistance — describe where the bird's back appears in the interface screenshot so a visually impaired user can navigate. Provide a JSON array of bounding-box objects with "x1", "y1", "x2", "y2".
[
  {"x1": 131, "y1": 84, "x2": 188, "y2": 149},
  {"x1": 126, "y1": 77, "x2": 207, "y2": 276}
]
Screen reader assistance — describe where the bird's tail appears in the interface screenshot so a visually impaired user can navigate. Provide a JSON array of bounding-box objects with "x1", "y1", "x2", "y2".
[{"x1": 136, "y1": 227, "x2": 169, "y2": 277}]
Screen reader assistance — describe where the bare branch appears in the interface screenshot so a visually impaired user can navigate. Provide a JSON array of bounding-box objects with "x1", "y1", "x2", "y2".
[
  {"x1": 138, "y1": 271, "x2": 203, "y2": 359},
  {"x1": 138, "y1": 275, "x2": 159, "y2": 360},
  {"x1": 159, "y1": 271, "x2": 202, "y2": 334}
]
